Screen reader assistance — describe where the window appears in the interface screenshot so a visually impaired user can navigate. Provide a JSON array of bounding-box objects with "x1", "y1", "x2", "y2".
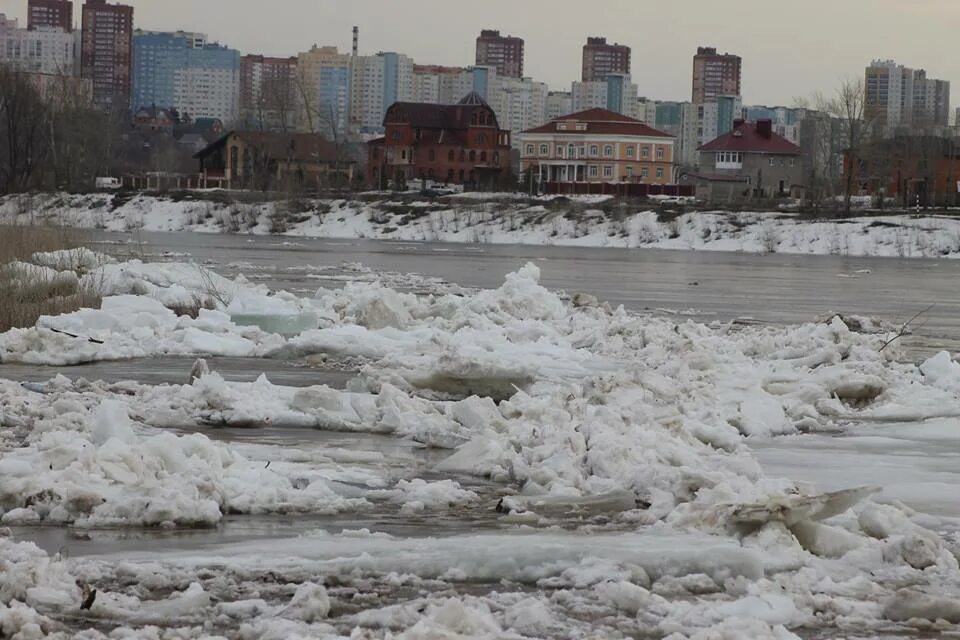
[
  {"x1": 459, "y1": 169, "x2": 465, "y2": 181},
  {"x1": 578, "y1": 146, "x2": 585, "y2": 158},
  {"x1": 568, "y1": 144, "x2": 575, "y2": 158},
  {"x1": 641, "y1": 147, "x2": 649, "y2": 158},
  {"x1": 769, "y1": 157, "x2": 775, "y2": 166},
  {"x1": 401, "y1": 150, "x2": 407, "y2": 160},
  {"x1": 626, "y1": 147, "x2": 634, "y2": 157},
  {"x1": 589, "y1": 165, "x2": 598, "y2": 177},
  {"x1": 656, "y1": 167, "x2": 664, "y2": 178},
  {"x1": 449, "y1": 149, "x2": 455, "y2": 162},
  {"x1": 656, "y1": 148, "x2": 664, "y2": 160},
  {"x1": 478, "y1": 133, "x2": 487, "y2": 144},
  {"x1": 626, "y1": 166, "x2": 634, "y2": 176},
  {"x1": 392, "y1": 129, "x2": 401, "y2": 140},
  {"x1": 789, "y1": 158, "x2": 795, "y2": 167},
  {"x1": 603, "y1": 145, "x2": 613, "y2": 157},
  {"x1": 493, "y1": 151, "x2": 500, "y2": 165},
  {"x1": 557, "y1": 145, "x2": 564, "y2": 158},
  {"x1": 641, "y1": 167, "x2": 649, "y2": 178},
  {"x1": 469, "y1": 150, "x2": 476, "y2": 162},
  {"x1": 539, "y1": 144, "x2": 548, "y2": 156},
  {"x1": 603, "y1": 165, "x2": 613, "y2": 177},
  {"x1": 590, "y1": 145, "x2": 599, "y2": 157},
  {"x1": 480, "y1": 151, "x2": 487, "y2": 162},
  {"x1": 525, "y1": 144, "x2": 534, "y2": 155},
  {"x1": 428, "y1": 149, "x2": 435, "y2": 162}
]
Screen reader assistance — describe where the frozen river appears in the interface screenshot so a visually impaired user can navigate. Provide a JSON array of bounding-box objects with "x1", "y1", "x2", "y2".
[
  {"x1": 5, "y1": 232, "x2": 960, "y2": 638},
  {"x1": 95, "y1": 230, "x2": 960, "y2": 356}
]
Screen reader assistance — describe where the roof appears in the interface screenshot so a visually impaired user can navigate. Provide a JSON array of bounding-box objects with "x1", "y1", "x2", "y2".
[
  {"x1": 385, "y1": 95, "x2": 499, "y2": 130},
  {"x1": 522, "y1": 108, "x2": 673, "y2": 138},
  {"x1": 194, "y1": 131, "x2": 342, "y2": 163},
  {"x1": 699, "y1": 121, "x2": 801, "y2": 155}
]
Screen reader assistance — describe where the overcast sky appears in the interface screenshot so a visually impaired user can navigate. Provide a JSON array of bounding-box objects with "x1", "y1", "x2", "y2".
[{"x1": 6, "y1": 0, "x2": 956, "y2": 105}]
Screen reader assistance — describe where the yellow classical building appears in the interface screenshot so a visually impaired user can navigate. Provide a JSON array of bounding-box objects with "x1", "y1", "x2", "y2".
[{"x1": 519, "y1": 108, "x2": 676, "y2": 185}]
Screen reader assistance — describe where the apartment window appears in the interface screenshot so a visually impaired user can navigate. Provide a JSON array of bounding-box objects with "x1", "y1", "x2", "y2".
[
  {"x1": 626, "y1": 166, "x2": 634, "y2": 176},
  {"x1": 525, "y1": 144, "x2": 534, "y2": 155},
  {"x1": 590, "y1": 145, "x2": 599, "y2": 157},
  {"x1": 656, "y1": 148, "x2": 664, "y2": 160},
  {"x1": 539, "y1": 144, "x2": 548, "y2": 156},
  {"x1": 401, "y1": 150, "x2": 407, "y2": 160},
  {"x1": 626, "y1": 147, "x2": 634, "y2": 157},
  {"x1": 478, "y1": 133, "x2": 487, "y2": 144},
  {"x1": 656, "y1": 167, "x2": 664, "y2": 178},
  {"x1": 557, "y1": 145, "x2": 564, "y2": 157},
  {"x1": 603, "y1": 165, "x2": 613, "y2": 177},
  {"x1": 641, "y1": 147, "x2": 649, "y2": 158},
  {"x1": 589, "y1": 165, "x2": 598, "y2": 177},
  {"x1": 769, "y1": 157, "x2": 775, "y2": 166},
  {"x1": 603, "y1": 145, "x2": 613, "y2": 157},
  {"x1": 641, "y1": 167, "x2": 649, "y2": 178}
]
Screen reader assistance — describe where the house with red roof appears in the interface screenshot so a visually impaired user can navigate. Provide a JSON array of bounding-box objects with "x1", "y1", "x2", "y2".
[
  {"x1": 366, "y1": 92, "x2": 512, "y2": 189},
  {"x1": 519, "y1": 108, "x2": 676, "y2": 186},
  {"x1": 688, "y1": 119, "x2": 803, "y2": 201}
]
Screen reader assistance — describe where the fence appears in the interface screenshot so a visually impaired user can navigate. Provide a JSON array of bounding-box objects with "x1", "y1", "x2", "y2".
[{"x1": 542, "y1": 182, "x2": 695, "y2": 197}]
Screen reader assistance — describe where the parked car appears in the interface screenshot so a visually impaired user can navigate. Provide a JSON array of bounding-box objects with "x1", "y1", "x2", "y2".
[{"x1": 95, "y1": 177, "x2": 122, "y2": 190}]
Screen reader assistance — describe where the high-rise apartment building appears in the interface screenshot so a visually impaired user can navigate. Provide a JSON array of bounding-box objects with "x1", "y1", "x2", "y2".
[
  {"x1": 0, "y1": 13, "x2": 75, "y2": 75},
  {"x1": 865, "y1": 59, "x2": 950, "y2": 128},
  {"x1": 572, "y1": 73, "x2": 639, "y2": 119},
  {"x1": 240, "y1": 55, "x2": 298, "y2": 131},
  {"x1": 350, "y1": 51, "x2": 414, "y2": 134},
  {"x1": 28, "y1": 0, "x2": 73, "y2": 32},
  {"x1": 581, "y1": 37, "x2": 630, "y2": 82},
  {"x1": 545, "y1": 91, "x2": 573, "y2": 121},
  {"x1": 475, "y1": 29, "x2": 523, "y2": 79},
  {"x1": 412, "y1": 65, "x2": 469, "y2": 104},
  {"x1": 81, "y1": 0, "x2": 133, "y2": 111},
  {"x1": 132, "y1": 30, "x2": 240, "y2": 122},
  {"x1": 296, "y1": 45, "x2": 353, "y2": 137},
  {"x1": 692, "y1": 46, "x2": 741, "y2": 103}
]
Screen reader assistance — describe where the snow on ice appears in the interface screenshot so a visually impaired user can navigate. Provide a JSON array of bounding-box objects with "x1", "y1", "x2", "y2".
[{"x1": 3, "y1": 253, "x2": 960, "y2": 637}]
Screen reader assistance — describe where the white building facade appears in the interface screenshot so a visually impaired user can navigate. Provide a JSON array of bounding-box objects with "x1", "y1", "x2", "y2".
[{"x1": 0, "y1": 15, "x2": 75, "y2": 75}]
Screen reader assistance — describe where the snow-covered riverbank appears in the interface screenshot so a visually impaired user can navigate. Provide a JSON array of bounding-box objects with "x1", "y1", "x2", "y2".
[
  {"x1": 3, "y1": 250, "x2": 960, "y2": 637},
  {"x1": 6, "y1": 191, "x2": 960, "y2": 258}
]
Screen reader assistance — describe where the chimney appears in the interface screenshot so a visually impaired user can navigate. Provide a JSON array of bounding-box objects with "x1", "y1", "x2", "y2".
[
  {"x1": 352, "y1": 26, "x2": 359, "y2": 57},
  {"x1": 757, "y1": 119, "x2": 773, "y2": 138}
]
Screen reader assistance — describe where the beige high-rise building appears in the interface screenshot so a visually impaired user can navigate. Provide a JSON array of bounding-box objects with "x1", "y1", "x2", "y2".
[
  {"x1": 296, "y1": 45, "x2": 352, "y2": 137},
  {"x1": 865, "y1": 59, "x2": 950, "y2": 128}
]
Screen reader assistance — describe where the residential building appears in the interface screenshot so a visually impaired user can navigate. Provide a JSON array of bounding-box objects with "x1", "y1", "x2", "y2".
[
  {"x1": 475, "y1": 29, "x2": 523, "y2": 79},
  {"x1": 296, "y1": 45, "x2": 352, "y2": 138},
  {"x1": 366, "y1": 92, "x2": 512, "y2": 188},
  {"x1": 690, "y1": 119, "x2": 802, "y2": 201},
  {"x1": 194, "y1": 131, "x2": 355, "y2": 190},
  {"x1": 692, "y1": 46, "x2": 741, "y2": 103},
  {"x1": 22, "y1": 70, "x2": 91, "y2": 106},
  {"x1": 635, "y1": 97, "x2": 657, "y2": 124},
  {"x1": 487, "y1": 75, "x2": 548, "y2": 148},
  {"x1": 581, "y1": 37, "x2": 630, "y2": 82},
  {"x1": 132, "y1": 30, "x2": 240, "y2": 123},
  {"x1": 81, "y1": 0, "x2": 133, "y2": 111},
  {"x1": 133, "y1": 105, "x2": 176, "y2": 132},
  {"x1": 742, "y1": 105, "x2": 807, "y2": 144},
  {"x1": 0, "y1": 14, "x2": 75, "y2": 75},
  {"x1": 412, "y1": 64, "x2": 469, "y2": 104},
  {"x1": 519, "y1": 107, "x2": 676, "y2": 185},
  {"x1": 572, "y1": 74, "x2": 639, "y2": 118},
  {"x1": 865, "y1": 59, "x2": 950, "y2": 128},
  {"x1": 240, "y1": 54, "x2": 297, "y2": 131},
  {"x1": 846, "y1": 136, "x2": 960, "y2": 207},
  {"x1": 28, "y1": 0, "x2": 72, "y2": 32},
  {"x1": 350, "y1": 51, "x2": 415, "y2": 135},
  {"x1": 545, "y1": 91, "x2": 572, "y2": 121}
]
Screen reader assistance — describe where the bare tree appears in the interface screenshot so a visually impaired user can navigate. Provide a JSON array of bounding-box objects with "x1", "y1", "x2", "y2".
[
  {"x1": 0, "y1": 66, "x2": 48, "y2": 193},
  {"x1": 818, "y1": 79, "x2": 871, "y2": 215}
]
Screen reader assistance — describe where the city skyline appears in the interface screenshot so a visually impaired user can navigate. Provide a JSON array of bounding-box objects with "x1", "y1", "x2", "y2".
[{"x1": 4, "y1": 0, "x2": 957, "y2": 106}]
